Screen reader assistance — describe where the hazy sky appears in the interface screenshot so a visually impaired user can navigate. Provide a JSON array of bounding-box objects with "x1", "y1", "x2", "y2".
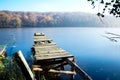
[{"x1": 0, "y1": 0, "x2": 99, "y2": 13}]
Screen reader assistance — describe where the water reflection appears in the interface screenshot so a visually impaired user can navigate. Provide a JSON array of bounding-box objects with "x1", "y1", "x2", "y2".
[
  {"x1": 102, "y1": 32, "x2": 120, "y2": 42},
  {"x1": 0, "y1": 28, "x2": 120, "y2": 80}
]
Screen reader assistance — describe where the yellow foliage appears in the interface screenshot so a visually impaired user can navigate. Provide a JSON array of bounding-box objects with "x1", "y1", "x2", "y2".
[{"x1": 45, "y1": 16, "x2": 53, "y2": 21}]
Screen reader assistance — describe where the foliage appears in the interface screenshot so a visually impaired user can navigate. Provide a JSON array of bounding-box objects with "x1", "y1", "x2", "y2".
[
  {"x1": 1, "y1": 10, "x2": 120, "y2": 27},
  {"x1": 0, "y1": 56, "x2": 26, "y2": 80},
  {"x1": 88, "y1": 0, "x2": 120, "y2": 17},
  {"x1": 0, "y1": 55, "x2": 5, "y2": 72},
  {"x1": 0, "y1": 11, "x2": 106, "y2": 27}
]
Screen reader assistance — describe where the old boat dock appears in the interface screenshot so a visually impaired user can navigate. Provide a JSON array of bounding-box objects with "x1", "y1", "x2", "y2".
[
  {"x1": 31, "y1": 32, "x2": 92, "y2": 80},
  {"x1": 33, "y1": 33, "x2": 73, "y2": 61}
]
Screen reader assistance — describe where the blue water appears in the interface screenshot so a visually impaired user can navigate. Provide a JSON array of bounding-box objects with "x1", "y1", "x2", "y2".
[{"x1": 0, "y1": 27, "x2": 120, "y2": 80}]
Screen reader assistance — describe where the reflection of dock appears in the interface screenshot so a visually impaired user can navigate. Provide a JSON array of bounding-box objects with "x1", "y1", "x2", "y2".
[{"x1": 32, "y1": 32, "x2": 92, "y2": 80}]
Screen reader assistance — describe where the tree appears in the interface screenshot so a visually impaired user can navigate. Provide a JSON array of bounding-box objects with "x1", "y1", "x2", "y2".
[
  {"x1": 0, "y1": 12, "x2": 9, "y2": 27},
  {"x1": 88, "y1": 0, "x2": 120, "y2": 17},
  {"x1": 11, "y1": 17, "x2": 21, "y2": 27}
]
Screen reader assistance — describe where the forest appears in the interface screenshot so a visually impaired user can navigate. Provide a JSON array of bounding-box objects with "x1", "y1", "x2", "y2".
[{"x1": 0, "y1": 10, "x2": 108, "y2": 28}]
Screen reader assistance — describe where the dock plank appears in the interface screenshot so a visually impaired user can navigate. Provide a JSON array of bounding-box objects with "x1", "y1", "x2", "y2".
[
  {"x1": 34, "y1": 35, "x2": 52, "y2": 42},
  {"x1": 35, "y1": 54, "x2": 73, "y2": 60}
]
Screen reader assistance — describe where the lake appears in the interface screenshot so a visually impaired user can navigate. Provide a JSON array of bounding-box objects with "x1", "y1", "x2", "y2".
[{"x1": 0, "y1": 27, "x2": 120, "y2": 80}]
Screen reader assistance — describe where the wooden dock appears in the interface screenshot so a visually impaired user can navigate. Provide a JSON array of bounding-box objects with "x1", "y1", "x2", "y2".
[
  {"x1": 33, "y1": 33, "x2": 73, "y2": 61},
  {"x1": 32, "y1": 32, "x2": 92, "y2": 80}
]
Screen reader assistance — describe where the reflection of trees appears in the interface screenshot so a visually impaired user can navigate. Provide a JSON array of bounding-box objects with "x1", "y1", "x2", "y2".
[
  {"x1": 0, "y1": 34, "x2": 16, "y2": 55},
  {"x1": 102, "y1": 32, "x2": 120, "y2": 42}
]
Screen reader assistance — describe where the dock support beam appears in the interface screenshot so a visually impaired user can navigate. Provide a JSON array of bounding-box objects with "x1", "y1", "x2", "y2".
[
  {"x1": 66, "y1": 58, "x2": 92, "y2": 80},
  {"x1": 14, "y1": 50, "x2": 35, "y2": 80},
  {"x1": 70, "y1": 58, "x2": 76, "y2": 80},
  {"x1": 61, "y1": 62, "x2": 65, "y2": 70}
]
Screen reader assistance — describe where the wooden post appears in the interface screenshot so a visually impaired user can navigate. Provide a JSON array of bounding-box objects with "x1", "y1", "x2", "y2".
[
  {"x1": 35, "y1": 71, "x2": 40, "y2": 80},
  {"x1": 71, "y1": 58, "x2": 76, "y2": 80},
  {"x1": 32, "y1": 65, "x2": 41, "y2": 80},
  {"x1": 33, "y1": 67, "x2": 76, "y2": 75},
  {"x1": 61, "y1": 62, "x2": 64, "y2": 70},
  {"x1": 66, "y1": 58, "x2": 92, "y2": 80},
  {"x1": 14, "y1": 50, "x2": 35, "y2": 80}
]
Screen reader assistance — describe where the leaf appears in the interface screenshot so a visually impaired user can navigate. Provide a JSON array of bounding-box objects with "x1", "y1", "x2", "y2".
[
  {"x1": 111, "y1": 0, "x2": 114, "y2": 3},
  {"x1": 106, "y1": 2, "x2": 111, "y2": 5},
  {"x1": 91, "y1": 1, "x2": 94, "y2": 5},
  {"x1": 97, "y1": 13, "x2": 101, "y2": 16},
  {"x1": 101, "y1": 14, "x2": 105, "y2": 17},
  {"x1": 101, "y1": 0, "x2": 104, "y2": 4}
]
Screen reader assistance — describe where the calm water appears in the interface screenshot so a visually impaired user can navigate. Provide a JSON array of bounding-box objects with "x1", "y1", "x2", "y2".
[{"x1": 0, "y1": 27, "x2": 120, "y2": 80}]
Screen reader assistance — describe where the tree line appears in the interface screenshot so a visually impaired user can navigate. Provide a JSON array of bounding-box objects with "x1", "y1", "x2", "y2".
[{"x1": 0, "y1": 11, "x2": 104, "y2": 28}]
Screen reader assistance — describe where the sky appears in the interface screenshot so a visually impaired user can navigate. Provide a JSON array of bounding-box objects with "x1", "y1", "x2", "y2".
[{"x1": 0, "y1": 0, "x2": 100, "y2": 13}]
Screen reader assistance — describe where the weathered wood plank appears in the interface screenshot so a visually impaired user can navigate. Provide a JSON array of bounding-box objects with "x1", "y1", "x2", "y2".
[
  {"x1": 35, "y1": 52, "x2": 71, "y2": 57},
  {"x1": 66, "y1": 58, "x2": 92, "y2": 80},
  {"x1": 14, "y1": 50, "x2": 35, "y2": 80},
  {"x1": 53, "y1": 62, "x2": 68, "y2": 69},
  {"x1": 34, "y1": 45, "x2": 57, "y2": 48},
  {"x1": 34, "y1": 43, "x2": 56, "y2": 46},
  {"x1": 33, "y1": 32, "x2": 73, "y2": 60},
  {"x1": 34, "y1": 36, "x2": 50, "y2": 39},
  {"x1": 34, "y1": 38, "x2": 51, "y2": 42},
  {"x1": 32, "y1": 65, "x2": 41, "y2": 68},
  {"x1": 34, "y1": 50, "x2": 66, "y2": 54},
  {"x1": 34, "y1": 32, "x2": 45, "y2": 36},
  {"x1": 34, "y1": 46, "x2": 66, "y2": 54},
  {"x1": 33, "y1": 68, "x2": 76, "y2": 75},
  {"x1": 34, "y1": 46, "x2": 63, "y2": 50},
  {"x1": 35, "y1": 54, "x2": 73, "y2": 60},
  {"x1": 35, "y1": 51, "x2": 68, "y2": 55},
  {"x1": 34, "y1": 48, "x2": 64, "y2": 51},
  {"x1": 34, "y1": 35, "x2": 52, "y2": 42}
]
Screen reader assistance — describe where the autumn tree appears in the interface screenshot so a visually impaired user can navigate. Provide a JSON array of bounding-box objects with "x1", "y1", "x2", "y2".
[
  {"x1": 0, "y1": 12, "x2": 9, "y2": 27},
  {"x1": 12, "y1": 17, "x2": 21, "y2": 27}
]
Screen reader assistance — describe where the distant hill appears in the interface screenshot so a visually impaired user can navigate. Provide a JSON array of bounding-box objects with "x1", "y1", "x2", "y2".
[{"x1": 0, "y1": 11, "x2": 120, "y2": 28}]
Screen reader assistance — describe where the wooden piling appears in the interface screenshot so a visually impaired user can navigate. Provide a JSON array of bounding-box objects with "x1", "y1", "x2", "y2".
[
  {"x1": 66, "y1": 59, "x2": 92, "y2": 80},
  {"x1": 70, "y1": 58, "x2": 76, "y2": 80},
  {"x1": 14, "y1": 50, "x2": 35, "y2": 80}
]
